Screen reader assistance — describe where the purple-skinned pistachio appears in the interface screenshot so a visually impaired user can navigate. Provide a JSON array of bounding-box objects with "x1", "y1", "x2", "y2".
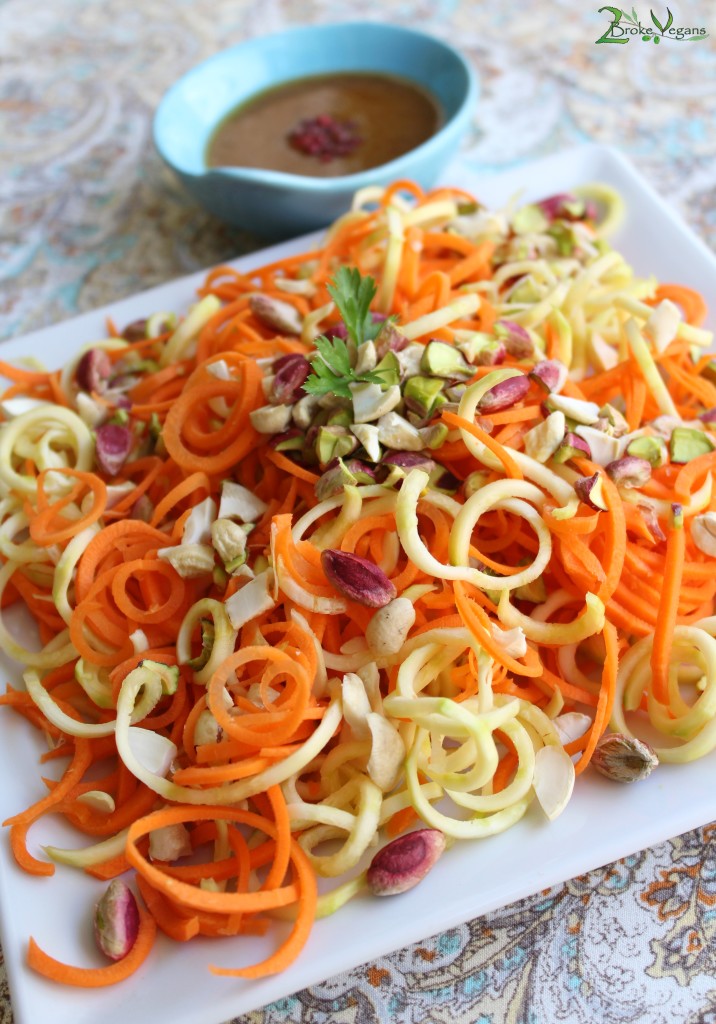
[
  {"x1": 76, "y1": 348, "x2": 112, "y2": 394},
  {"x1": 367, "y1": 829, "x2": 446, "y2": 896},
  {"x1": 552, "y1": 432, "x2": 591, "y2": 464},
  {"x1": 574, "y1": 472, "x2": 608, "y2": 512},
  {"x1": 494, "y1": 320, "x2": 534, "y2": 359},
  {"x1": 529, "y1": 359, "x2": 568, "y2": 395},
  {"x1": 596, "y1": 403, "x2": 630, "y2": 438},
  {"x1": 120, "y1": 319, "x2": 148, "y2": 343},
  {"x1": 325, "y1": 321, "x2": 348, "y2": 341},
  {"x1": 382, "y1": 450, "x2": 437, "y2": 475},
  {"x1": 477, "y1": 374, "x2": 530, "y2": 413},
  {"x1": 321, "y1": 549, "x2": 396, "y2": 608},
  {"x1": 605, "y1": 456, "x2": 652, "y2": 488},
  {"x1": 94, "y1": 879, "x2": 140, "y2": 962},
  {"x1": 537, "y1": 193, "x2": 592, "y2": 222},
  {"x1": 314, "y1": 459, "x2": 376, "y2": 501},
  {"x1": 637, "y1": 503, "x2": 666, "y2": 543},
  {"x1": 270, "y1": 427, "x2": 305, "y2": 452},
  {"x1": 95, "y1": 423, "x2": 133, "y2": 477},
  {"x1": 374, "y1": 320, "x2": 408, "y2": 359},
  {"x1": 271, "y1": 354, "x2": 311, "y2": 404},
  {"x1": 473, "y1": 339, "x2": 506, "y2": 366}
]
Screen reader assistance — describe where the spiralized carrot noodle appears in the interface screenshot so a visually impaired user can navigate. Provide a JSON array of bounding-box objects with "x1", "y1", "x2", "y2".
[{"x1": 1, "y1": 177, "x2": 715, "y2": 987}]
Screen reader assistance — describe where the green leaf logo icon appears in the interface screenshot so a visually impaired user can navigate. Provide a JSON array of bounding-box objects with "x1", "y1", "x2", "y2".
[{"x1": 650, "y1": 7, "x2": 673, "y2": 34}]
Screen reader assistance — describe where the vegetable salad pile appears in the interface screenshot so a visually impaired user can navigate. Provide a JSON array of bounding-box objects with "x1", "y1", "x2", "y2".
[{"x1": 1, "y1": 178, "x2": 715, "y2": 986}]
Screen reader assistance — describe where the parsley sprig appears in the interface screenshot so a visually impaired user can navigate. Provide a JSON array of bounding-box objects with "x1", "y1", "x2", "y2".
[{"x1": 302, "y1": 268, "x2": 394, "y2": 399}]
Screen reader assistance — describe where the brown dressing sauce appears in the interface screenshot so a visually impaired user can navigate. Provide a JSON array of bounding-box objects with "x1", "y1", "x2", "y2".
[{"x1": 206, "y1": 72, "x2": 442, "y2": 178}]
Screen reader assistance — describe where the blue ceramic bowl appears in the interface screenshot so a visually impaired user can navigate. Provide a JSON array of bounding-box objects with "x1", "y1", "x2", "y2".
[{"x1": 153, "y1": 22, "x2": 477, "y2": 239}]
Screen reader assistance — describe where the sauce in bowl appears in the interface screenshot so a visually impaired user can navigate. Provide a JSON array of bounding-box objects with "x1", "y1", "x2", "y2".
[{"x1": 205, "y1": 72, "x2": 442, "y2": 178}]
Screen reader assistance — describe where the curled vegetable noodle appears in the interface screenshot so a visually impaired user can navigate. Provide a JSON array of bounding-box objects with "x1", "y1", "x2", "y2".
[{"x1": 0, "y1": 177, "x2": 715, "y2": 986}]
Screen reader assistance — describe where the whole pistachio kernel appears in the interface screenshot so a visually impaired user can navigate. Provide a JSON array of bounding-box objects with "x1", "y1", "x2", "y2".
[
  {"x1": 367, "y1": 829, "x2": 446, "y2": 896},
  {"x1": 94, "y1": 879, "x2": 140, "y2": 961},
  {"x1": 321, "y1": 549, "x2": 396, "y2": 608},
  {"x1": 592, "y1": 733, "x2": 659, "y2": 783},
  {"x1": 478, "y1": 374, "x2": 530, "y2": 413}
]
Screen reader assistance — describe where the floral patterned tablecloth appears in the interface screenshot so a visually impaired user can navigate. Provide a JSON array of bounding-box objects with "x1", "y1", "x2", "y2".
[{"x1": 1, "y1": 1, "x2": 716, "y2": 1022}]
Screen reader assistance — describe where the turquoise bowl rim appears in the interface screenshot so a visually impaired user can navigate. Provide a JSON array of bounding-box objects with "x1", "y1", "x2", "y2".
[{"x1": 153, "y1": 21, "x2": 478, "y2": 195}]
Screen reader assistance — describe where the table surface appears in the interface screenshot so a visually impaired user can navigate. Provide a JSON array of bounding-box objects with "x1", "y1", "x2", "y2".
[{"x1": 2, "y1": 1, "x2": 716, "y2": 1021}]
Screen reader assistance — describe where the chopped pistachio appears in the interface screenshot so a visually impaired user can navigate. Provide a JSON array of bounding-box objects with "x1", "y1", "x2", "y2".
[
  {"x1": 546, "y1": 394, "x2": 601, "y2": 425},
  {"x1": 249, "y1": 403, "x2": 293, "y2": 434},
  {"x1": 523, "y1": 411, "x2": 566, "y2": 464},
  {"x1": 690, "y1": 513, "x2": 716, "y2": 556},
  {"x1": 273, "y1": 431, "x2": 304, "y2": 452},
  {"x1": 327, "y1": 408, "x2": 352, "y2": 428},
  {"x1": 418, "y1": 423, "x2": 449, "y2": 450},
  {"x1": 211, "y1": 518, "x2": 248, "y2": 567},
  {"x1": 157, "y1": 543, "x2": 215, "y2": 578},
  {"x1": 420, "y1": 340, "x2": 471, "y2": 378},
  {"x1": 597, "y1": 403, "x2": 630, "y2": 438},
  {"x1": 403, "y1": 376, "x2": 446, "y2": 419},
  {"x1": 350, "y1": 423, "x2": 381, "y2": 462},
  {"x1": 511, "y1": 203, "x2": 549, "y2": 235},
  {"x1": 354, "y1": 340, "x2": 378, "y2": 375},
  {"x1": 350, "y1": 382, "x2": 401, "y2": 423},
  {"x1": 372, "y1": 350, "x2": 401, "y2": 390},
  {"x1": 626, "y1": 434, "x2": 668, "y2": 468},
  {"x1": 316, "y1": 426, "x2": 357, "y2": 466},
  {"x1": 669, "y1": 426, "x2": 714, "y2": 464},
  {"x1": 553, "y1": 431, "x2": 591, "y2": 464},
  {"x1": 376, "y1": 412, "x2": 423, "y2": 451}
]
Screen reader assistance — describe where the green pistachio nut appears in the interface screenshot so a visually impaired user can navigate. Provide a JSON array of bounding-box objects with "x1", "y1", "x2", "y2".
[
  {"x1": 420, "y1": 423, "x2": 449, "y2": 450},
  {"x1": 669, "y1": 426, "x2": 714, "y2": 464},
  {"x1": 511, "y1": 204, "x2": 549, "y2": 236},
  {"x1": 372, "y1": 350, "x2": 401, "y2": 390},
  {"x1": 547, "y1": 222, "x2": 577, "y2": 257},
  {"x1": 420, "y1": 340, "x2": 471, "y2": 379},
  {"x1": 316, "y1": 426, "x2": 357, "y2": 467},
  {"x1": 403, "y1": 376, "x2": 446, "y2": 419},
  {"x1": 327, "y1": 408, "x2": 352, "y2": 428},
  {"x1": 626, "y1": 434, "x2": 668, "y2": 468},
  {"x1": 273, "y1": 433, "x2": 304, "y2": 452}
]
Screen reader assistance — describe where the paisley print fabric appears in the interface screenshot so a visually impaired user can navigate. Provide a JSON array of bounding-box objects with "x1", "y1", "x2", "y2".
[{"x1": 1, "y1": 0, "x2": 715, "y2": 1021}]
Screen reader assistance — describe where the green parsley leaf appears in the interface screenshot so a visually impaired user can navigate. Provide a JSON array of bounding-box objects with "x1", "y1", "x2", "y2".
[
  {"x1": 302, "y1": 269, "x2": 402, "y2": 400},
  {"x1": 326, "y1": 266, "x2": 377, "y2": 347},
  {"x1": 313, "y1": 335, "x2": 352, "y2": 376}
]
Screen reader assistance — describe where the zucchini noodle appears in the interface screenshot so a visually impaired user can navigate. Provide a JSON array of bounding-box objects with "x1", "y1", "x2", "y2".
[{"x1": 2, "y1": 175, "x2": 715, "y2": 985}]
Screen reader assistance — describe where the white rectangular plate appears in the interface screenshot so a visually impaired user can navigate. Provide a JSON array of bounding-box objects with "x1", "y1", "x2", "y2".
[{"x1": 1, "y1": 144, "x2": 715, "y2": 1024}]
